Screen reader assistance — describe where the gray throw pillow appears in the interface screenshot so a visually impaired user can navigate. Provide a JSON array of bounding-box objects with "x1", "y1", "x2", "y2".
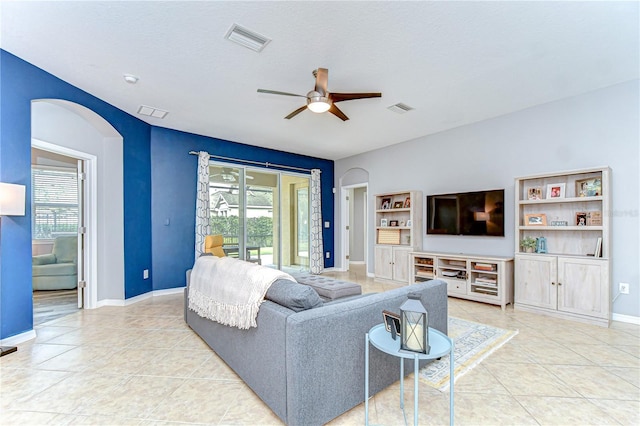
[{"x1": 265, "y1": 279, "x2": 323, "y2": 312}]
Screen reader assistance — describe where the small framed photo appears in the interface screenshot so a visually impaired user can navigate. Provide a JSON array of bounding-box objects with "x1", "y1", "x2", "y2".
[
  {"x1": 525, "y1": 213, "x2": 547, "y2": 226},
  {"x1": 404, "y1": 197, "x2": 411, "y2": 208},
  {"x1": 381, "y1": 198, "x2": 392, "y2": 210},
  {"x1": 546, "y1": 183, "x2": 566, "y2": 199},
  {"x1": 380, "y1": 218, "x2": 388, "y2": 227},
  {"x1": 587, "y1": 211, "x2": 602, "y2": 226},
  {"x1": 527, "y1": 187, "x2": 543, "y2": 200},
  {"x1": 576, "y1": 178, "x2": 602, "y2": 197},
  {"x1": 406, "y1": 219, "x2": 412, "y2": 227},
  {"x1": 389, "y1": 220, "x2": 399, "y2": 227},
  {"x1": 393, "y1": 201, "x2": 404, "y2": 209},
  {"x1": 382, "y1": 310, "x2": 401, "y2": 339},
  {"x1": 576, "y1": 212, "x2": 587, "y2": 226}
]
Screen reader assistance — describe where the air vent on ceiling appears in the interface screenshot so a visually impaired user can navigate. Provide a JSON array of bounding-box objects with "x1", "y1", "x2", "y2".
[
  {"x1": 137, "y1": 105, "x2": 168, "y2": 119},
  {"x1": 387, "y1": 103, "x2": 414, "y2": 114},
  {"x1": 225, "y1": 24, "x2": 271, "y2": 52}
]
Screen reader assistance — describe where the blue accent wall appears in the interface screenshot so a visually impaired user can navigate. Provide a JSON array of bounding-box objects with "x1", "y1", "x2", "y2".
[
  {"x1": 0, "y1": 49, "x2": 335, "y2": 340},
  {"x1": 0, "y1": 50, "x2": 153, "y2": 339},
  {"x1": 150, "y1": 127, "x2": 335, "y2": 290}
]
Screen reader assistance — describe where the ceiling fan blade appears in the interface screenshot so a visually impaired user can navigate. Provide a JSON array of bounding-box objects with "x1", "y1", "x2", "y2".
[
  {"x1": 285, "y1": 105, "x2": 308, "y2": 119},
  {"x1": 330, "y1": 92, "x2": 382, "y2": 103},
  {"x1": 314, "y1": 68, "x2": 329, "y2": 95},
  {"x1": 328, "y1": 104, "x2": 349, "y2": 121},
  {"x1": 258, "y1": 89, "x2": 307, "y2": 98}
]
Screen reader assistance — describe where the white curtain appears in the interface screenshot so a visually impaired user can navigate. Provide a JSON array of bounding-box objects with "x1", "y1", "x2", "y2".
[
  {"x1": 309, "y1": 169, "x2": 324, "y2": 274},
  {"x1": 195, "y1": 151, "x2": 211, "y2": 260}
]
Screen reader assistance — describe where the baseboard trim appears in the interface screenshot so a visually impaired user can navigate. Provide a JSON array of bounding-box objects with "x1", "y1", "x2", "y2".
[
  {"x1": 349, "y1": 261, "x2": 365, "y2": 265},
  {"x1": 0, "y1": 329, "x2": 37, "y2": 346},
  {"x1": 612, "y1": 313, "x2": 640, "y2": 325},
  {"x1": 97, "y1": 286, "x2": 186, "y2": 307}
]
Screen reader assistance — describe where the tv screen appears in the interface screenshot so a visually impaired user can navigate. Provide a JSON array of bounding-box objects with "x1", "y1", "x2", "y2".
[{"x1": 427, "y1": 189, "x2": 504, "y2": 236}]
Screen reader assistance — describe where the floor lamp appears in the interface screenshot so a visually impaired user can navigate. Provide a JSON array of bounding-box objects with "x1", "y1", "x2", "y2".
[{"x1": 0, "y1": 182, "x2": 26, "y2": 357}]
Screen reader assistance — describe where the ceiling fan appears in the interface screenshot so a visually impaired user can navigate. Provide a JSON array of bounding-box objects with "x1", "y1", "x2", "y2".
[{"x1": 257, "y1": 68, "x2": 381, "y2": 121}]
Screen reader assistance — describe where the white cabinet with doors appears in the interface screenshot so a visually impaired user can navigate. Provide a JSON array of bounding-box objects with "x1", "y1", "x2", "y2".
[
  {"x1": 374, "y1": 245, "x2": 412, "y2": 283},
  {"x1": 516, "y1": 254, "x2": 610, "y2": 325},
  {"x1": 374, "y1": 190, "x2": 422, "y2": 284},
  {"x1": 514, "y1": 167, "x2": 611, "y2": 326}
]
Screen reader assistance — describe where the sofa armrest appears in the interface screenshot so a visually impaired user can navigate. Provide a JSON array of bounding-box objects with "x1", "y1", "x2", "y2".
[{"x1": 32, "y1": 253, "x2": 57, "y2": 265}]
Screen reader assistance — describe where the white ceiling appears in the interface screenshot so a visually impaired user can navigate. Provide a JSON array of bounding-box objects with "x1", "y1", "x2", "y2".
[{"x1": 1, "y1": 1, "x2": 638, "y2": 160}]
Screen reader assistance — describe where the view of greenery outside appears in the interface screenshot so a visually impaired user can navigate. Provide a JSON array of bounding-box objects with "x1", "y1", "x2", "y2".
[{"x1": 210, "y1": 216, "x2": 273, "y2": 248}]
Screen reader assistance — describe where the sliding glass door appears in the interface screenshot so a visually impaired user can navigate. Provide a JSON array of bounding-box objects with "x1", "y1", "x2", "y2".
[{"x1": 209, "y1": 163, "x2": 309, "y2": 271}]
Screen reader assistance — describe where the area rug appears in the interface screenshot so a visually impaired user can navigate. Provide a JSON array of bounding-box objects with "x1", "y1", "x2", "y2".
[{"x1": 419, "y1": 317, "x2": 518, "y2": 391}]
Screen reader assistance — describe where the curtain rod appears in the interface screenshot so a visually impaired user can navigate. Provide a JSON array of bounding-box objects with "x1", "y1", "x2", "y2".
[{"x1": 188, "y1": 151, "x2": 313, "y2": 173}]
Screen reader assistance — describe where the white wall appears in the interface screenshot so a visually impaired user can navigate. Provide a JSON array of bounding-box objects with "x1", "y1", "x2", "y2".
[
  {"x1": 335, "y1": 80, "x2": 639, "y2": 318},
  {"x1": 31, "y1": 100, "x2": 125, "y2": 301}
]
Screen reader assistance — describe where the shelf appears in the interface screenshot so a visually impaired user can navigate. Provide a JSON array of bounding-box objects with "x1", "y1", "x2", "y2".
[
  {"x1": 519, "y1": 196, "x2": 603, "y2": 205},
  {"x1": 412, "y1": 251, "x2": 513, "y2": 310},
  {"x1": 376, "y1": 208, "x2": 411, "y2": 213},
  {"x1": 519, "y1": 226, "x2": 603, "y2": 231},
  {"x1": 376, "y1": 226, "x2": 411, "y2": 230}
]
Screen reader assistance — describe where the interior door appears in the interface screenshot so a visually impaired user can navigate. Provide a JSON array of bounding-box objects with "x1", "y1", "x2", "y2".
[
  {"x1": 76, "y1": 160, "x2": 85, "y2": 308},
  {"x1": 344, "y1": 191, "x2": 350, "y2": 271}
]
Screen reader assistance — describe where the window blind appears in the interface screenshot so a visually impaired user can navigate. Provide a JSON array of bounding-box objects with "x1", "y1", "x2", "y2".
[{"x1": 32, "y1": 167, "x2": 78, "y2": 239}]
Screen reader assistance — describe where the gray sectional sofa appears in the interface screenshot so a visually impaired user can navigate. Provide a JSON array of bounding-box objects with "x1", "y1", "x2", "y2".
[{"x1": 184, "y1": 273, "x2": 448, "y2": 426}]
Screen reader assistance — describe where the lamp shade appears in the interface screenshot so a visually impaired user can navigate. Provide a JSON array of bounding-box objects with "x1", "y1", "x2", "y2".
[{"x1": 0, "y1": 182, "x2": 26, "y2": 216}]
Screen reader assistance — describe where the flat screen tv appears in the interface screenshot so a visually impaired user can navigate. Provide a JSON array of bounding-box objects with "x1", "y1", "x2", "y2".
[{"x1": 426, "y1": 189, "x2": 504, "y2": 236}]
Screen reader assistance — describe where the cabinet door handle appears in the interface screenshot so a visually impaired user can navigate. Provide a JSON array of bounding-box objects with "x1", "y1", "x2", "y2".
[
  {"x1": 551, "y1": 282, "x2": 556, "y2": 286},
  {"x1": 558, "y1": 282, "x2": 562, "y2": 286}
]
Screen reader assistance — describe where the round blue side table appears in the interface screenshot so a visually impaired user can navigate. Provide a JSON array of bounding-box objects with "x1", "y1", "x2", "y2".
[{"x1": 365, "y1": 323, "x2": 454, "y2": 426}]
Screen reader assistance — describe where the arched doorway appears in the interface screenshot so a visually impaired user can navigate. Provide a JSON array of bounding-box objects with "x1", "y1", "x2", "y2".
[{"x1": 31, "y1": 100, "x2": 124, "y2": 309}]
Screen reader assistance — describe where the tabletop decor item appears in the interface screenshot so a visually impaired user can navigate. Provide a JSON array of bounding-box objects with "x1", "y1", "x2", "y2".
[{"x1": 400, "y1": 293, "x2": 429, "y2": 354}]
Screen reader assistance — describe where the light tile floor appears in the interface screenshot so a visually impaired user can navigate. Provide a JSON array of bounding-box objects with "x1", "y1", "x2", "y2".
[{"x1": 1, "y1": 265, "x2": 638, "y2": 425}]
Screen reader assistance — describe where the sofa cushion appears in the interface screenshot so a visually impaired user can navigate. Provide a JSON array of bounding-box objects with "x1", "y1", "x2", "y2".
[
  {"x1": 265, "y1": 279, "x2": 323, "y2": 312},
  {"x1": 32, "y1": 262, "x2": 77, "y2": 277}
]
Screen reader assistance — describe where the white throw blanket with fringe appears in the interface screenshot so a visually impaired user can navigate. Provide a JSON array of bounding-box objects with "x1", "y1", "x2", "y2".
[{"x1": 188, "y1": 255, "x2": 296, "y2": 329}]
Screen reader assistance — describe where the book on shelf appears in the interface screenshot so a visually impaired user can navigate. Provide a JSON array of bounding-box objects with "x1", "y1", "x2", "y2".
[
  {"x1": 594, "y1": 237, "x2": 602, "y2": 257},
  {"x1": 474, "y1": 263, "x2": 495, "y2": 271},
  {"x1": 475, "y1": 276, "x2": 497, "y2": 284},
  {"x1": 416, "y1": 271, "x2": 434, "y2": 278},
  {"x1": 448, "y1": 260, "x2": 466, "y2": 267}
]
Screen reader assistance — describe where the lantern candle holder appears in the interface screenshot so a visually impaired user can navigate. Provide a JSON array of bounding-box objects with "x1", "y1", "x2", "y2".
[{"x1": 400, "y1": 293, "x2": 430, "y2": 354}]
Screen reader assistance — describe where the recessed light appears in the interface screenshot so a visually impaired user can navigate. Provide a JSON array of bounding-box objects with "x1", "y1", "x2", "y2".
[
  {"x1": 225, "y1": 23, "x2": 271, "y2": 52},
  {"x1": 123, "y1": 74, "x2": 139, "y2": 84},
  {"x1": 387, "y1": 103, "x2": 414, "y2": 114},
  {"x1": 137, "y1": 105, "x2": 168, "y2": 119}
]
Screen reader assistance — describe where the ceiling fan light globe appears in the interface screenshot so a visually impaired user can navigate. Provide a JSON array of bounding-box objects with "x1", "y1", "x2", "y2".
[{"x1": 307, "y1": 96, "x2": 331, "y2": 113}]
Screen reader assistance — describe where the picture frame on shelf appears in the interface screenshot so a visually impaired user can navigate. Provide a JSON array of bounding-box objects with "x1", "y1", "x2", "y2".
[
  {"x1": 380, "y1": 218, "x2": 388, "y2": 227},
  {"x1": 404, "y1": 196, "x2": 411, "y2": 208},
  {"x1": 587, "y1": 211, "x2": 602, "y2": 226},
  {"x1": 381, "y1": 198, "x2": 391, "y2": 210},
  {"x1": 524, "y1": 213, "x2": 547, "y2": 226},
  {"x1": 576, "y1": 212, "x2": 587, "y2": 226},
  {"x1": 546, "y1": 183, "x2": 565, "y2": 199},
  {"x1": 382, "y1": 310, "x2": 401, "y2": 339},
  {"x1": 576, "y1": 178, "x2": 602, "y2": 197},
  {"x1": 393, "y1": 201, "x2": 404, "y2": 209},
  {"x1": 527, "y1": 187, "x2": 543, "y2": 200},
  {"x1": 389, "y1": 220, "x2": 399, "y2": 227}
]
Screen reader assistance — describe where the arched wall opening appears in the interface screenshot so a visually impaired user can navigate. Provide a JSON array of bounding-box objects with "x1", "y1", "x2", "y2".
[{"x1": 31, "y1": 99, "x2": 125, "y2": 306}]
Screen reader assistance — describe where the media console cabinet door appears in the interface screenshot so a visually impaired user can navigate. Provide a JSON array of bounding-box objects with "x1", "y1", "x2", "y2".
[{"x1": 515, "y1": 255, "x2": 557, "y2": 309}]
